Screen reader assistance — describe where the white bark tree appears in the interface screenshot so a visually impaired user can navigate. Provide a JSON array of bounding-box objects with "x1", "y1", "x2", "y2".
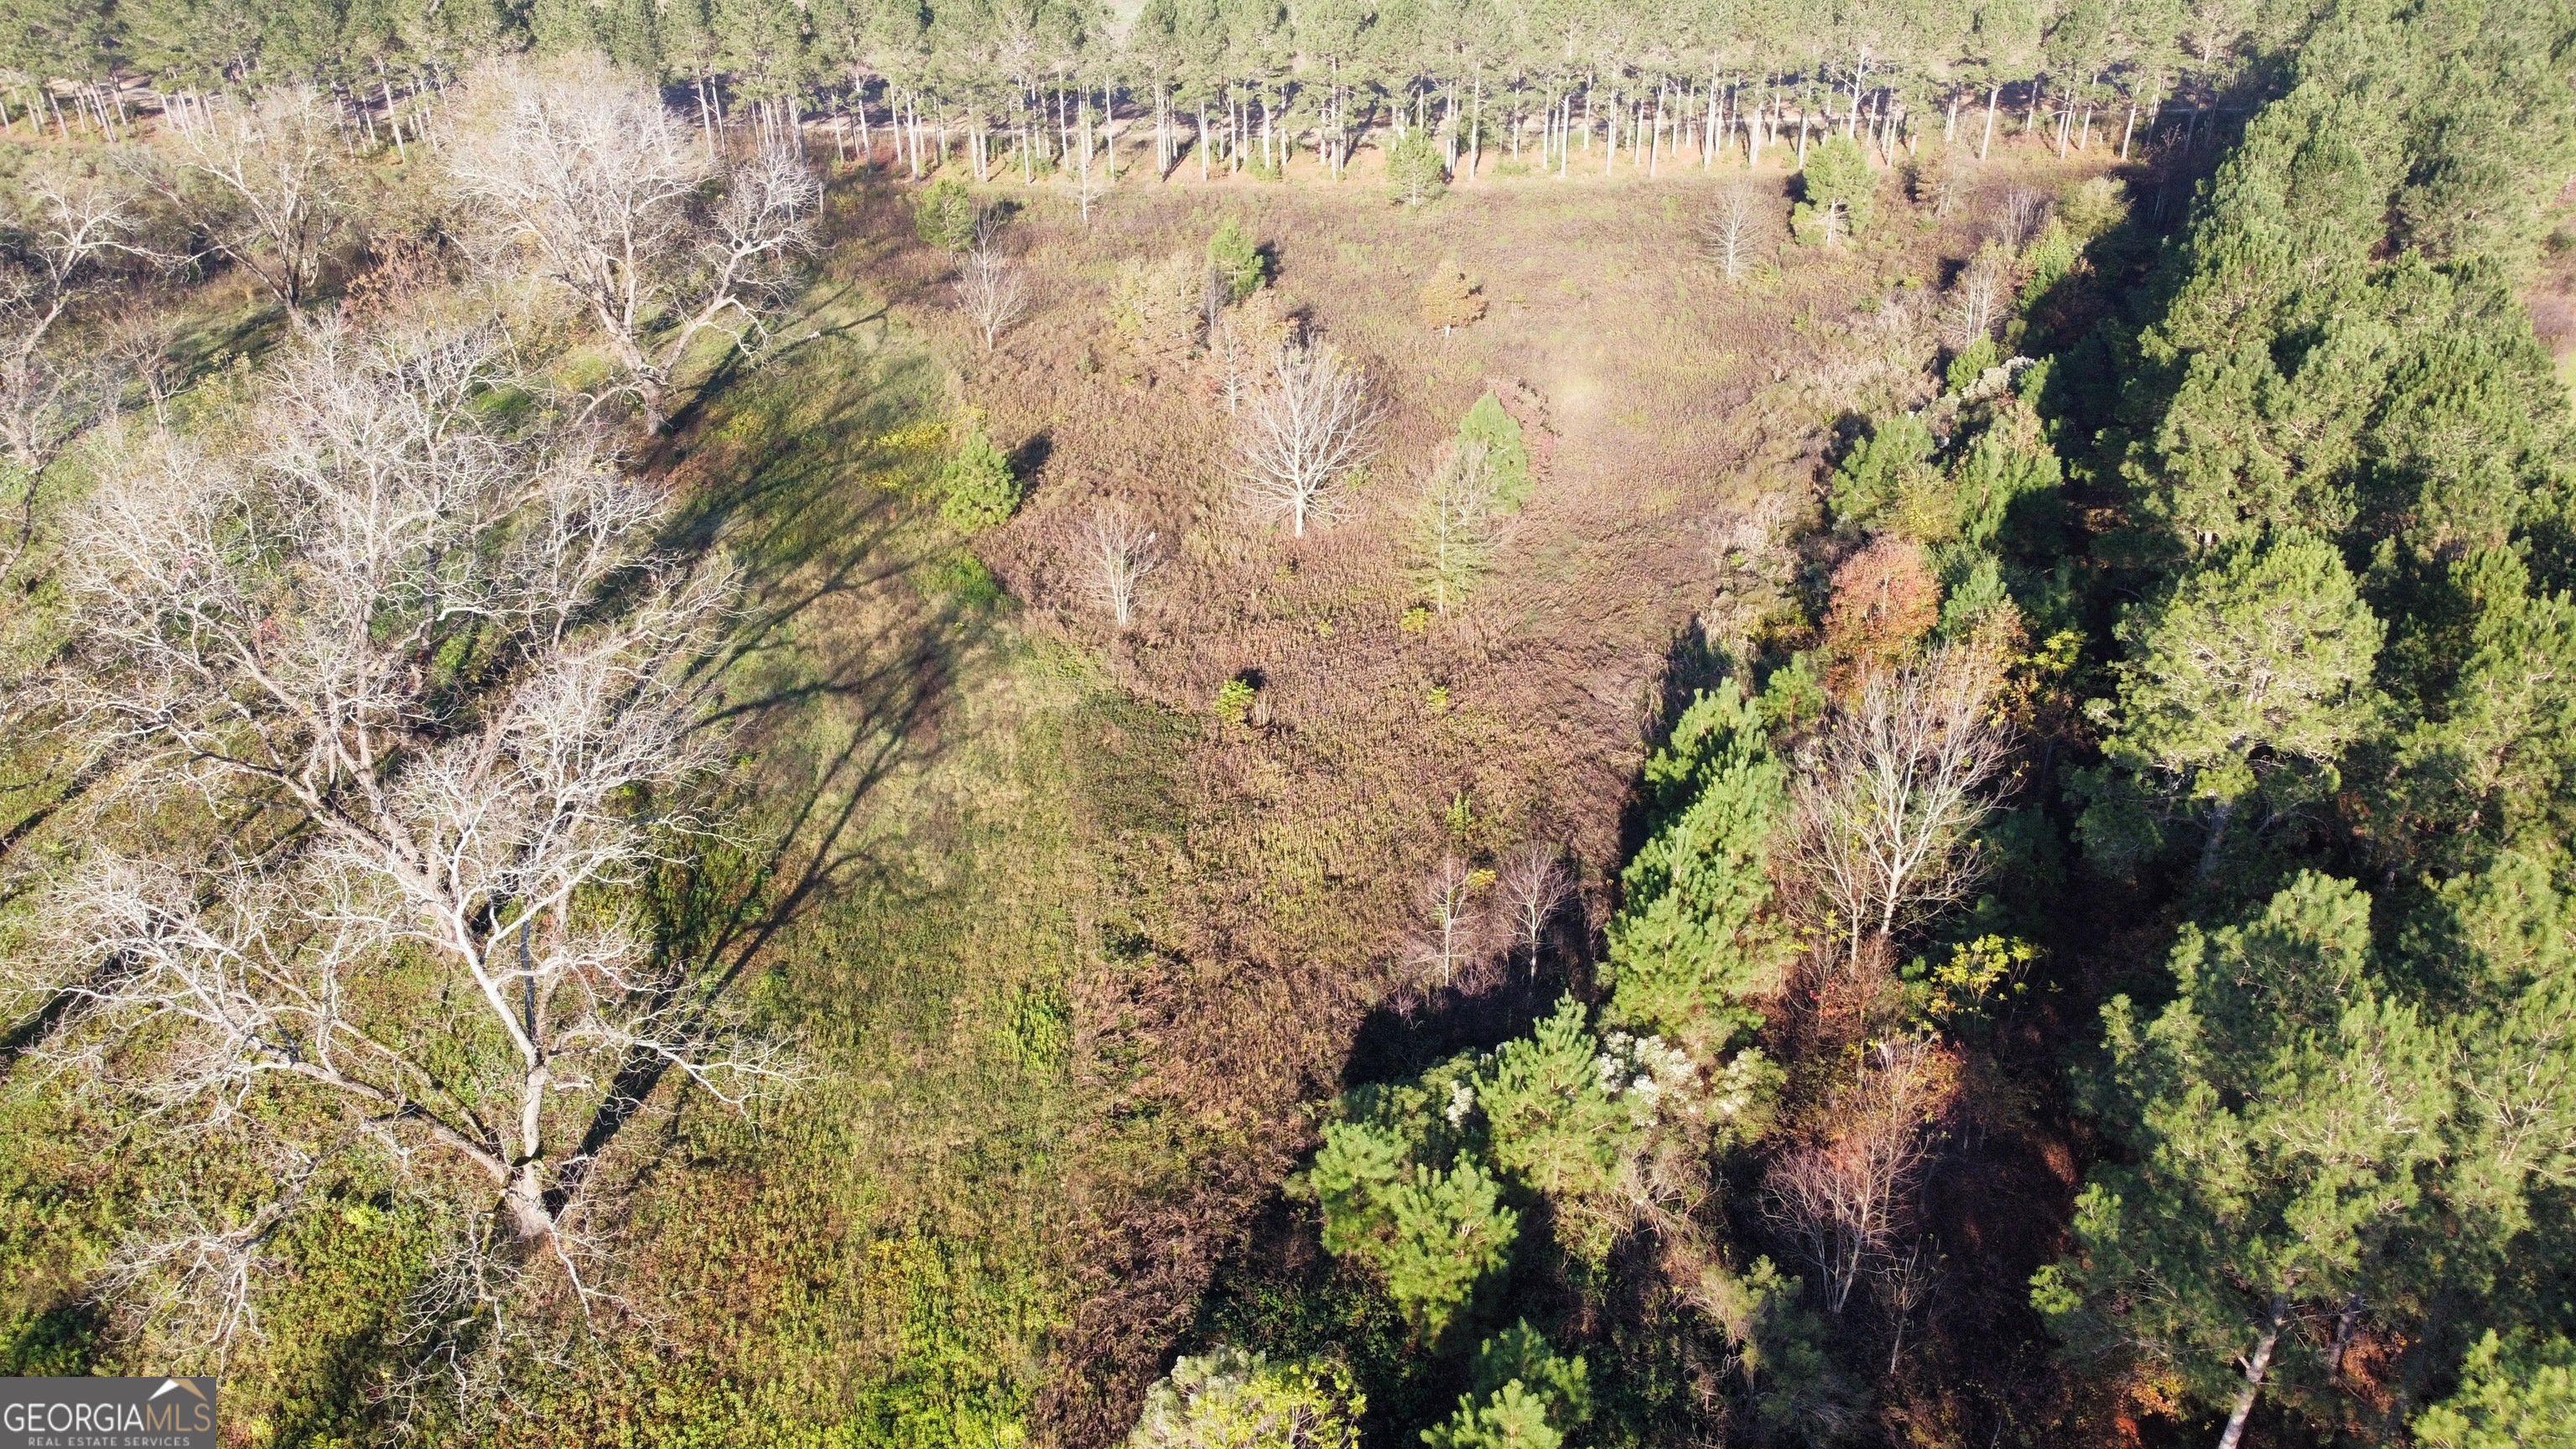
[
  {"x1": 446, "y1": 55, "x2": 819, "y2": 432},
  {"x1": 1496, "y1": 844, "x2": 1572, "y2": 978},
  {"x1": 1405, "y1": 854, "x2": 1488, "y2": 988},
  {"x1": 1415, "y1": 439, "x2": 1498, "y2": 614},
  {"x1": 1947, "y1": 242, "x2": 2012, "y2": 351},
  {"x1": 1788, "y1": 643, "x2": 2013, "y2": 971},
  {"x1": 1081, "y1": 501, "x2": 1160, "y2": 627},
  {"x1": 142, "y1": 86, "x2": 350, "y2": 309},
  {"x1": 1236, "y1": 338, "x2": 1376, "y2": 538},
  {"x1": 1702, "y1": 178, "x2": 1773, "y2": 281},
  {"x1": 2000, "y1": 186, "x2": 2050, "y2": 247},
  {"x1": 21, "y1": 320, "x2": 782, "y2": 1364},
  {"x1": 954, "y1": 219, "x2": 1028, "y2": 353},
  {"x1": 1, "y1": 159, "x2": 148, "y2": 578}
]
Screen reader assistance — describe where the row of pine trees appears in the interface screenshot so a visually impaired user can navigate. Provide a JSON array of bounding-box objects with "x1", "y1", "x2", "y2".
[{"x1": 7, "y1": 0, "x2": 2305, "y2": 174}]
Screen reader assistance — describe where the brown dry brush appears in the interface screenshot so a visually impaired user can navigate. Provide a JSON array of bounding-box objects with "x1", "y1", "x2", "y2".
[{"x1": 839, "y1": 179, "x2": 2074, "y2": 1439}]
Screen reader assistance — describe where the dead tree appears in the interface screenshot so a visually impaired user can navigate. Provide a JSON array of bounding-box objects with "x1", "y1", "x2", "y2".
[
  {"x1": 1787, "y1": 643, "x2": 2012, "y2": 973},
  {"x1": 1947, "y1": 242, "x2": 2012, "y2": 351},
  {"x1": 1405, "y1": 855, "x2": 1488, "y2": 989},
  {"x1": 1, "y1": 160, "x2": 146, "y2": 579},
  {"x1": 1762, "y1": 1037, "x2": 1944, "y2": 1314},
  {"x1": 1877, "y1": 1235, "x2": 1943, "y2": 1374},
  {"x1": 25, "y1": 320, "x2": 786, "y2": 1371},
  {"x1": 954, "y1": 219, "x2": 1028, "y2": 353},
  {"x1": 1236, "y1": 338, "x2": 1376, "y2": 538},
  {"x1": 1702, "y1": 178, "x2": 1773, "y2": 281},
  {"x1": 447, "y1": 55, "x2": 819, "y2": 431},
  {"x1": 1496, "y1": 844, "x2": 1572, "y2": 978},
  {"x1": 1082, "y1": 501, "x2": 1160, "y2": 627},
  {"x1": 141, "y1": 86, "x2": 349, "y2": 309},
  {"x1": 1415, "y1": 439, "x2": 1499, "y2": 615},
  {"x1": 1999, "y1": 186, "x2": 2049, "y2": 247}
]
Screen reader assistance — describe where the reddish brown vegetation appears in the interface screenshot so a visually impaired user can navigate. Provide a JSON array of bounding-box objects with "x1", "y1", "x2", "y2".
[{"x1": 1823, "y1": 535, "x2": 1940, "y2": 683}]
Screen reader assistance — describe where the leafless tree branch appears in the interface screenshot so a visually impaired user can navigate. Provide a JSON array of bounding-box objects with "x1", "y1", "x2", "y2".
[
  {"x1": 1234, "y1": 338, "x2": 1376, "y2": 538},
  {"x1": 1080, "y1": 501, "x2": 1161, "y2": 628},
  {"x1": 446, "y1": 55, "x2": 818, "y2": 432},
  {"x1": 1786, "y1": 642, "x2": 2013, "y2": 973}
]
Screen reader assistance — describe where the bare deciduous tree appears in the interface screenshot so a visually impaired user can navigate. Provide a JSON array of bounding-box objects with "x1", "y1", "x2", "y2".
[
  {"x1": 1763, "y1": 1037, "x2": 1945, "y2": 1314},
  {"x1": 1702, "y1": 178, "x2": 1774, "y2": 281},
  {"x1": 1082, "y1": 501, "x2": 1160, "y2": 627},
  {"x1": 1787, "y1": 642, "x2": 2013, "y2": 971},
  {"x1": 143, "y1": 86, "x2": 350, "y2": 309},
  {"x1": 20, "y1": 320, "x2": 784, "y2": 1372},
  {"x1": 1999, "y1": 186, "x2": 2050, "y2": 247},
  {"x1": 1497, "y1": 844, "x2": 1572, "y2": 978},
  {"x1": 1405, "y1": 854, "x2": 1488, "y2": 988},
  {"x1": 1877, "y1": 1235, "x2": 1943, "y2": 1373},
  {"x1": 96, "y1": 1169, "x2": 310, "y2": 1369},
  {"x1": 1236, "y1": 338, "x2": 1376, "y2": 538},
  {"x1": 2, "y1": 159, "x2": 147, "y2": 578},
  {"x1": 954, "y1": 218, "x2": 1028, "y2": 353},
  {"x1": 99, "y1": 303, "x2": 187, "y2": 425},
  {"x1": 447, "y1": 55, "x2": 819, "y2": 431},
  {"x1": 1947, "y1": 242, "x2": 2012, "y2": 351}
]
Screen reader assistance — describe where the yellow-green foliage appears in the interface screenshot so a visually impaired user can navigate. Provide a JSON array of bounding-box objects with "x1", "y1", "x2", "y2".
[{"x1": 1128, "y1": 1346, "x2": 1363, "y2": 1447}]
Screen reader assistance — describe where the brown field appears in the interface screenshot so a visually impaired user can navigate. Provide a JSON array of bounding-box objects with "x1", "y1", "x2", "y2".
[{"x1": 786, "y1": 152, "x2": 2118, "y2": 1436}]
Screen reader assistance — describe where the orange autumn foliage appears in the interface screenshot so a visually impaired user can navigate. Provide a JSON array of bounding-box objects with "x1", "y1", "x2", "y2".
[{"x1": 1823, "y1": 537, "x2": 1940, "y2": 685}]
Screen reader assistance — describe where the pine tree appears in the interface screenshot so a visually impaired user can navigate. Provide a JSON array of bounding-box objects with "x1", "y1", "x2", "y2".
[
  {"x1": 1206, "y1": 214, "x2": 1265, "y2": 299},
  {"x1": 1386, "y1": 128, "x2": 1446, "y2": 206},
  {"x1": 2033, "y1": 874, "x2": 2452, "y2": 1448},
  {"x1": 1791, "y1": 135, "x2": 1875, "y2": 247},
  {"x1": 1601, "y1": 682, "x2": 1788, "y2": 1068},
  {"x1": 2081, "y1": 532, "x2": 2382, "y2": 878},
  {"x1": 940, "y1": 417, "x2": 1021, "y2": 531}
]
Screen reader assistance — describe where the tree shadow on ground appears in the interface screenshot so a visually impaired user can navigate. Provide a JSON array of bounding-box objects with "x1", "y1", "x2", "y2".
[{"x1": 567, "y1": 293, "x2": 995, "y2": 1178}]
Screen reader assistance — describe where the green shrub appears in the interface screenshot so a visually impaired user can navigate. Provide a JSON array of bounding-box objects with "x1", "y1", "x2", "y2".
[
  {"x1": 1127, "y1": 1346, "x2": 1363, "y2": 1448},
  {"x1": 915, "y1": 177, "x2": 976, "y2": 251},
  {"x1": 2016, "y1": 217, "x2": 2080, "y2": 308},
  {"x1": 1756, "y1": 652, "x2": 1826, "y2": 730},
  {"x1": 1386, "y1": 132, "x2": 1447, "y2": 207},
  {"x1": 1208, "y1": 216, "x2": 1267, "y2": 300},
  {"x1": 1945, "y1": 335, "x2": 2000, "y2": 393},
  {"x1": 939, "y1": 418, "x2": 1021, "y2": 532},
  {"x1": 1215, "y1": 677, "x2": 1257, "y2": 723},
  {"x1": 926, "y1": 549, "x2": 1005, "y2": 605}
]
